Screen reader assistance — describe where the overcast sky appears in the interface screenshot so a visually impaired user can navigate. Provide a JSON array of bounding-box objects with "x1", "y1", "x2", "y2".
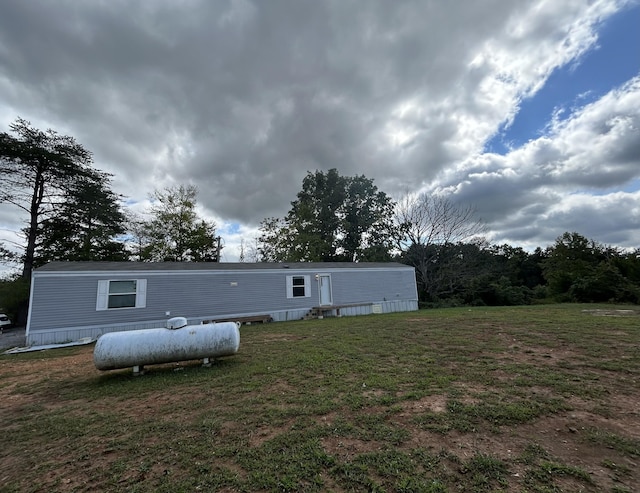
[{"x1": 1, "y1": 0, "x2": 639, "y2": 263}]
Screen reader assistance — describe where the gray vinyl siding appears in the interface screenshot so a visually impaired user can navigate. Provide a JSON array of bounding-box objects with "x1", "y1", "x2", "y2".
[
  {"x1": 29, "y1": 271, "x2": 308, "y2": 330},
  {"x1": 27, "y1": 263, "x2": 418, "y2": 345},
  {"x1": 329, "y1": 269, "x2": 414, "y2": 304}
]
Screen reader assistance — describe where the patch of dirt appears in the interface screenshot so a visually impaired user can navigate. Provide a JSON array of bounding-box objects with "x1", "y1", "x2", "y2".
[
  {"x1": 247, "y1": 333, "x2": 308, "y2": 342},
  {"x1": 399, "y1": 395, "x2": 448, "y2": 414},
  {"x1": 1, "y1": 330, "x2": 639, "y2": 493},
  {"x1": 321, "y1": 435, "x2": 381, "y2": 459},
  {"x1": 582, "y1": 309, "x2": 640, "y2": 316}
]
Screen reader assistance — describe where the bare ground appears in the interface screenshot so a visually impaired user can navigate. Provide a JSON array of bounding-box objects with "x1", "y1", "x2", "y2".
[{"x1": 1, "y1": 320, "x2": 639, "y2": 492}]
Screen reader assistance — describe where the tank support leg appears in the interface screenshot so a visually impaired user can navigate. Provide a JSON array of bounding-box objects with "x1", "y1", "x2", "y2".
[
  {"x1": 202, "y1": 357, "x2": 212, "y2": 367},
  {"x1": 133, "y1": 365, "x2": 145, "y2": 376}
]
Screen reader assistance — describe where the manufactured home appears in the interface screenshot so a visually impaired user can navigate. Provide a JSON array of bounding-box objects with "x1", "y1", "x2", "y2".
[{"x1": 27, "y1": 262, "x2": 418, "y2": 345}]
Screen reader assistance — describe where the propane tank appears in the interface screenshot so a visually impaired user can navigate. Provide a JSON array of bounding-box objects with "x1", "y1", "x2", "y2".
[{"x1": 93, "y1": 320, "x2": 240, "y2": 373}]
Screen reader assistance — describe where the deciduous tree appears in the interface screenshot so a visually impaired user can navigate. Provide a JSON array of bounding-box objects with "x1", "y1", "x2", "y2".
[
  {"x1": 258, "y1": 169, "x2": 397, "y2": 262},
  {"x1": 339, "y1": 175, "x2": 396, "y2": 261},
  {"x1": 139, "y1": 185, "x2": 220, "y2": 262},
  {"x1": 542, "y1": 232, "x2": 638, "y2": 302},
  {"x1": 395, "y1": 193, "x2": 485, "y2": 298},
  {"x1": 285, "y1": 169, "x2": 345, "y2": 261},
  {"x1": 257, "y1": 216, "x2": 291, "y2": 262}
]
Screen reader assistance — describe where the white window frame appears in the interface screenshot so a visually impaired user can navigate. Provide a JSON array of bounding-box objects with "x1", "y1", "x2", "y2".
[
  {"x1": 286, "y1": 275, "x2": 311, "y2": 299},
  {"x1": 96, "y1": 279, "x2": 147, "y2": 311}
]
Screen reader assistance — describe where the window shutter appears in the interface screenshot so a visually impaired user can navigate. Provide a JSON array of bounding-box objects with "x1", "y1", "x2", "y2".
[
  {"x1": 286, "y1": 275, "x2": 293, "y2": 298},
  {"x1": 135, "y1": 279, "x2": 147, "y2": 308},
  {"x1": 303, "y1": 275, "x2": 311, "y2": 298},
  {"x1": 96, "y1": 280, "x2": 109, "y2": 311}
]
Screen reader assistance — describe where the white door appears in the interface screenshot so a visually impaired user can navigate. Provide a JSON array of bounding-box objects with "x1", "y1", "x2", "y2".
[{"x1": 318, "y1": 274, "x2": 333, "y2": 306}]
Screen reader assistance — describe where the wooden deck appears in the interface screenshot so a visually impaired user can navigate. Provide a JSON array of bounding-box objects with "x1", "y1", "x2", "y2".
[
  {"x1": 202, "y1": 314, "x2": 273, "y2": 325},
  {"x1": 309, "y1": 302, "x2": 374, "y2": 318}
]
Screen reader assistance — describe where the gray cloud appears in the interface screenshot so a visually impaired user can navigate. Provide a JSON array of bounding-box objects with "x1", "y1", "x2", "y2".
[{"x1": 1, "y1": 0, "x2": 639, "y2": 260}]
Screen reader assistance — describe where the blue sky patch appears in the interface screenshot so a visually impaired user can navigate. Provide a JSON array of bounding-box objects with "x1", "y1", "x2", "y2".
[
  {"x1": 486, "y1": 3, "x2": 640, "y2": 154},
  {"x1": 220, "y1": 222, "x2": 241, "y2": 235}
]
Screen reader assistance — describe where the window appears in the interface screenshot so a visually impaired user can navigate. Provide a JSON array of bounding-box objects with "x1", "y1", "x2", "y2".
[
  {"x1": 108, "y1": 280, "x2": 137, "y2": 308},
  {"x1": 286, "y1": 275, "x2": 310, "y2": 298},
  {"x1": 96, "y1": 279, "x2": 147, "y2": 310},
  {"x1": 292, "y1": 276, "x2": 306, "y2": 297}
]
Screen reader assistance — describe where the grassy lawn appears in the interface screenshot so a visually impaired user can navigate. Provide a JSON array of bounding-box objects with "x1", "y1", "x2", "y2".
[{"x1": 1, "y1": 304, "x2": 639, "y2": 492}]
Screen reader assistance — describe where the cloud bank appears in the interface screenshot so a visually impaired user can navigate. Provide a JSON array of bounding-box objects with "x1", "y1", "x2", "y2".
[{"x1": 0, "y1": 0, "x2": 638, "y2": 260}]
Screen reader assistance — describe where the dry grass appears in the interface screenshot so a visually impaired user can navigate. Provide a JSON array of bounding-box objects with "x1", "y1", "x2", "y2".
[{"x1": 1, "y1": 304, "x2": 639, "y2": 492}]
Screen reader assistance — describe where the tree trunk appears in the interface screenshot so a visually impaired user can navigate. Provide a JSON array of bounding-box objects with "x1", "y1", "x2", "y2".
[{"x1": 22, "y1": 169, "x2": 44, "y2": 280}]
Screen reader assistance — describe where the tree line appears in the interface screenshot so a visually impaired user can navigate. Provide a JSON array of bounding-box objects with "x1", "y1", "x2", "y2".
[
  {"x1": 0, "y1": 120, "x2": 220, "y2": 322},
  {"x1": 252, "y1": 168, "x2": 640, "y2": 307},
  {"x1": 0, "y1": 120, "x2": 220, "y2": 274},
  {"x1": 2, "y1": 119, "x2": 639, "y2": 323}
]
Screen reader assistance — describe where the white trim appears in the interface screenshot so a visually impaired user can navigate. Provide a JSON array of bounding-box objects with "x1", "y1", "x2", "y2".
[
  {"x1": 34, "y1": 266, "x2": 415, "y2": 278},
  {"x1": 135, "y1": 279, "x2": 147, "y2": 308},
  {"x1": 25, "y1": 273, "x2": 36, "y2": 340},
  {"x1": 96, "y1": 280, "x2": 109, "y2": 310},
  {"x1": 285, "y1": 275, "x2": 292, "y2": 298}
]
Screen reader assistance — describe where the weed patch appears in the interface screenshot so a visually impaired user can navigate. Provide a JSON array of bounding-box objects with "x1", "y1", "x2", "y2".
[{"x1": 1, "y1": 304, "x2": 639, "y2": 492}]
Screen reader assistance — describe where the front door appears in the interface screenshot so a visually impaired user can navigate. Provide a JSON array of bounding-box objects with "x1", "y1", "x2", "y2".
[{"x1": 318, "y1": 274, "x2": 333, "y2": 306}]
